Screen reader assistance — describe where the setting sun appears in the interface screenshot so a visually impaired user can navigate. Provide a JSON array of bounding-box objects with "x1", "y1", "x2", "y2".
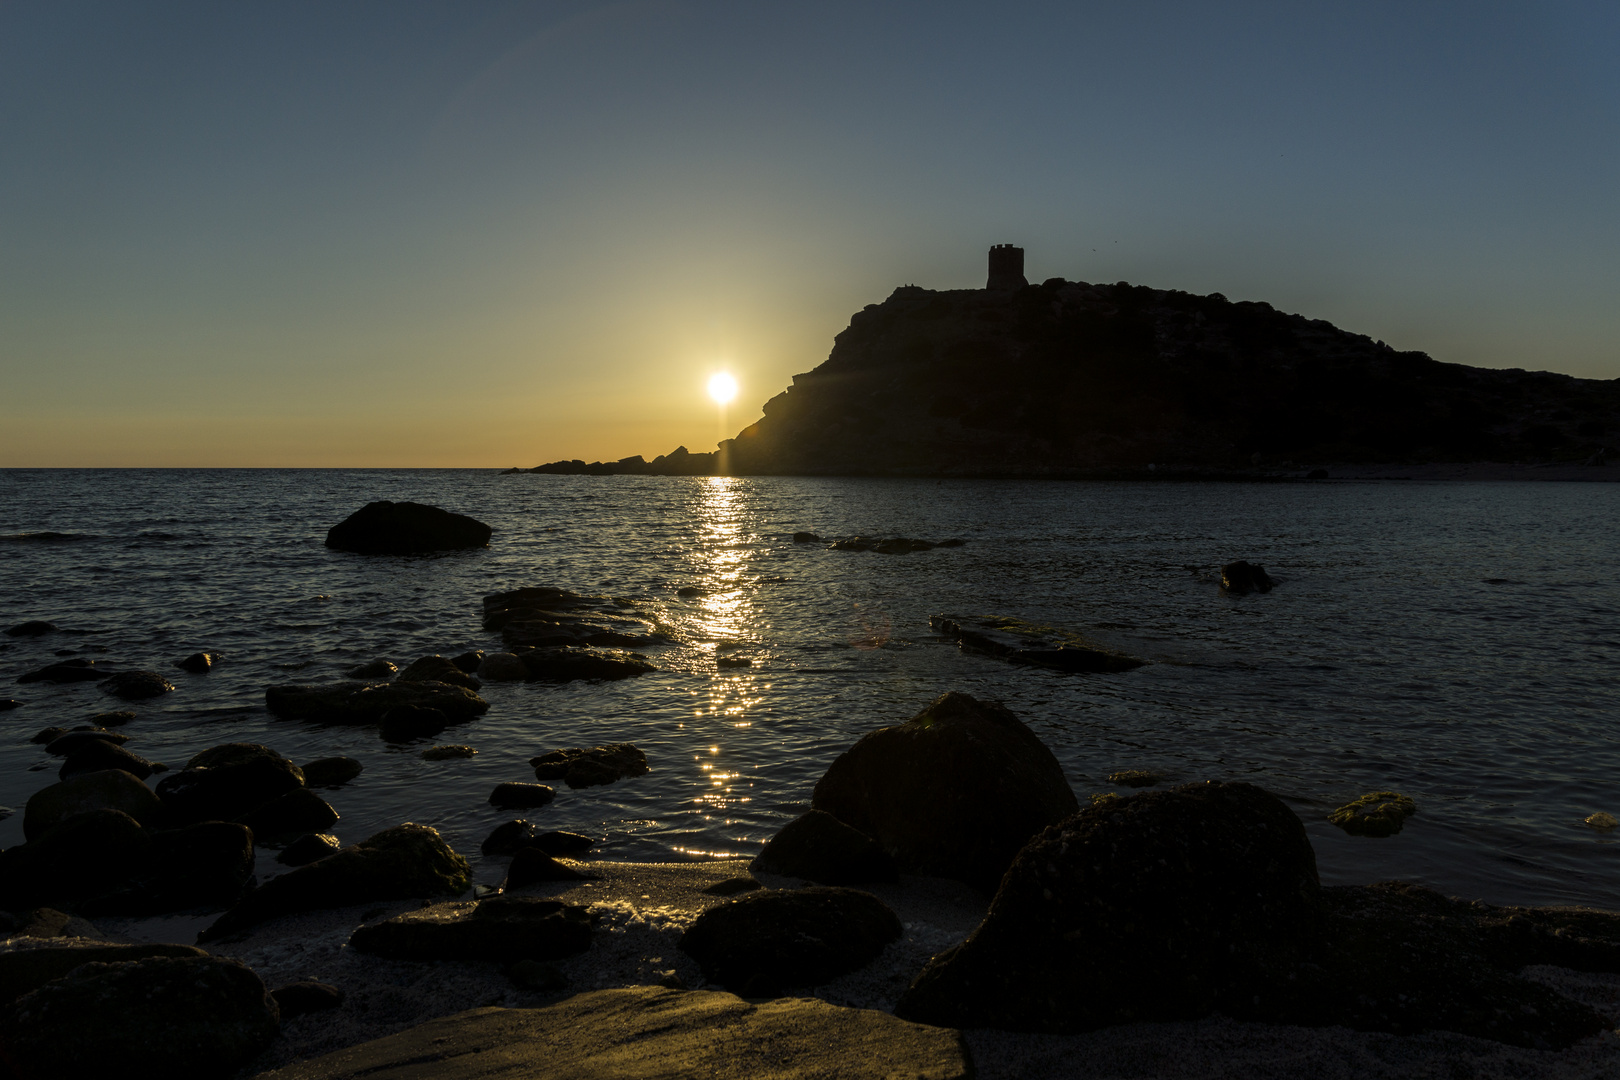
[{"x1": 708, "y1": 372, "x2": 738, "y2": 405}]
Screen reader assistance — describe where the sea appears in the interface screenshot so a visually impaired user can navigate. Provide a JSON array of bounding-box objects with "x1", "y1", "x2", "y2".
[{"x1": 1, "y1": 470, "x2": 1616, "y2": 910}]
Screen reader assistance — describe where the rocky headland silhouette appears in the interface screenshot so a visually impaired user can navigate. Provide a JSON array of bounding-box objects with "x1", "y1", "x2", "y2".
[{"x1": 522, "y1": 249, "x2": 1619, "y2": 478}]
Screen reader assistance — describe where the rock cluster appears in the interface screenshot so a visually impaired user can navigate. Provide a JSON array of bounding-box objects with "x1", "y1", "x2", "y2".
[{"x1": 530, "y1": 743, "x2": 649, "y2": 788}]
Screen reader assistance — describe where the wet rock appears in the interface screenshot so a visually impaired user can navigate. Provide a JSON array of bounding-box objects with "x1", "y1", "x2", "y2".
[
  {"x1": 751, "y1": 810, "x2": 898, "y2": 886},
  {"x1": 273, "y1": 979, "x2": 346, "y2": 1019},
  {"x1": 88, "y1": 710, "x2": 134, "y2": 726},
  {"x1": 482, "y1": 586, "x2": 665, "y2": 650},
  {"x1": 99, "y1": 670, "x2": 176, "y2": 700},
  {"x1": 174, "y1": 651, "x2": 220, "y2": 673},
  {"x1": 0, "y1": 698, "x2": 22, "y2": 710},
  {"x1": 379, "y1": 704, "x2": 449, "y2": 742},
  {"x1": 44, "y1": 729, "x2": 128, "y2": 755},
  {"x1": 0, "y1": 809, "x2": 153, "y2": 909},
  {"x1": 1220, "y1": 559, "x2": 1275, "y2": 594},
  {"x1": 792, "y1": 531, "x2": 821, "y2": 543},
  {"x1": 24, "y1": 769, "x2": 163, "y2": 841},
  {"x1": 716, "y1": 655, "x2": 753, "y2": 669},
  {"x1": 300, "y1": 756, "x2": 362, "y2": 787},
  {"x1": 703, "y1": 877, "x2": 763, "y2": 897},
  {"x1": 504, "y1": 848, "x2": 591, "y2": 889},
  {"x1": 81, "y1": 821, "x2": 255, "y2": 915},
  {"x1": 346, "y1": 659, "x2": 397, "y2": 679},
  {"x1": 4, "y1": 620, "x2": 57, "y2": 638},
  {"x1": 530, "y1": 743, "x2": 649, "y2": 788},
  {"x1": 1107, "y1": 769, "x2": 1165, "y2": 787},
  {"x1": 59, "y1": 741, "x2": 155, "y2": 782},
  {"x1": 931, "y1": 614, "x2": 1145, "y2": 674},
  {"x1": 1329, "y1": 791, "x2": 1417, "y2": 837},
  {"x1": 489, "y1": 782, "x2": 555, "y2": 810},
  {"x1": 422, "y1": 744, "x2": 476, "y2": 760},
  {"x1": 265, "y1": 680, "x2": 489, "y2": 725},
  {"x1": 28, "y1": 727, "x2": 68, "y2": 745},
  {"x1": 829, "y1": 536, "x2": 964, "y2": 554},
  {"x1": 451, "y1": 650, "x2": 484, "y2": 674},
  {"x1": 895, "y1": 781, "x2": 1321, "y2": 1032},
  {"x1": 679, "y1": 886, "x2": 902, "y2": 997},
  {"x1": 482, "y1": 822, "x2": 594, "y2": 857},
  {"x1": 811, "y1": 691, "x2": 1079, "y2": 893},
  {"x1": 325, "y1": 500, "x2": 492, "y2": 555},
  {"x1": 350, "y1": 895, "x2": 593, "y2": 963},
  {"x1": 517, "y1": 646, "x2": 656, "y2": 682},
  {"x1": 477, "y1": 652, "x2": 528, "y2": 681},
  {"x1": 199, "y1": 823, "x2": 471, "y2": 941},
  {"x1": 278, "y1": 832, "x2": 342, "y2": 866},
  {"x1": 238, "y1": 788, "x2": 339, "y2": 844},
  {"x1": 1586, "y1": 812, "x2": 1617, "y2": 831},
  {"x1": 156, "y1": 746, "x2": 305, "y2": 825},
  {"x1": 16, "y1": 659, "x2": 113, "y2": 684},
  {"x1": 0, "y1": 954, "x2": 279, "y2": 1080},
  {"x1": 0, "y1": 941, "x2": 207, "y2": 1007},
  {"x1": 396, "y1": 655, "x2": 481, "y2": 691}
]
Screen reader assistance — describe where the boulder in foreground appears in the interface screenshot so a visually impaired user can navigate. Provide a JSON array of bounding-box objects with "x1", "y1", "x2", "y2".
[
  {"x1": 325, "y1": 500, "x2": 492, "y2": 555},
  {"x1": 751, "y1": 809, "x2": 897, "y2": 885},
  {"x1": 251, "y1": 985, "x2": 968, "y2": 1080},
  {"x1": 811, "y1": 691, "x2": 1079, "y2": 893}
]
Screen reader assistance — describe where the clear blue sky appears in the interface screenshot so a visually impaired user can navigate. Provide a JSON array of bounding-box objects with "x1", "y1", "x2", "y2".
[{"x1": 3, "y1": 1, "x2": 1617, "y2": 465}]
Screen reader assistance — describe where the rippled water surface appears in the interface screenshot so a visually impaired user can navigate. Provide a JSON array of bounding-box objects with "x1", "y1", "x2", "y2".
[{"x1": 1, "y1": 469, "x2": 1616, "y2": 907}]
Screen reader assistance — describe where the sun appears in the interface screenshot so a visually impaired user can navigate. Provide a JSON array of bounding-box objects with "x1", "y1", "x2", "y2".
[{"x1": 708, "y1": 372, "x2": 738, "y2": 405}]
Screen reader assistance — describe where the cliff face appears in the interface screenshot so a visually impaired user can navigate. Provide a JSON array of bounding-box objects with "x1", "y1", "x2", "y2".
[{"x1": 716, "y1": 281, "x2": 1619, "y2": 475}]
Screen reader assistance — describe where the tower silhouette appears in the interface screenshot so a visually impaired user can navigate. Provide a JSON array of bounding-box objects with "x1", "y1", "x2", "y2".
[{"x1": 987, "y1": 244, "x2": 1027, "y2": 290}]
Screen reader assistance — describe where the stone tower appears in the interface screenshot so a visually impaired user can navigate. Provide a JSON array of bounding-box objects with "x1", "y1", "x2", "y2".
[{"x1": 987, "y1": 244, "x2": 1027, "y2": 290}]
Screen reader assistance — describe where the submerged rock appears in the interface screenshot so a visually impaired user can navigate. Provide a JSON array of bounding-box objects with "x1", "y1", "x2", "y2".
[
  {"x1": 300, "y1": 756, "x2": 362, "y2": 787},
  {"x1": 1329, "y1": 791, "x2": 1417, "y2": 837},
  {"x1": 0, "y1": 698, "x2": 23, "y2": 710},
  {"x1": 4, "y1": 620, "x2": 58, "y2": 638},
  {"x1": 349, "y1": 895, "x2": 593, "y2": 963},
  {"x1": 421, "y1": 744, "x2": 476, "y2": 760},
  {"x1": 1220, "y1": 560, "x2": 1275, "y2": 594},
  {"x1": 325, "y1": 500, "x2": 492, "y2": 555},
  {"x1": 489, "y1": 782, "x2": 555, "y2": 810},
  {"x1": 1107, "y1": 768, "x2": 1165, "y2": 787},
  {"x1": 87, "y1": 710, "x2": 134, "y2": 727},
  {"x1": 931, "y1": 614, "x2": 1145, "y2": 674},
  {"x1": 378, "y1": 704, "x2": 449, "y2": 742},
  {"x1": 199, "y1": 823, "x2": 471, "y2": 941},
  {"x1": 751, "y1": 810, "x2": 898, "y2": 886},
  {"x1": 516, "y1": 646, "x2": 656, "y2": 683},
  {"x1": 395, "y1": 655, "x2": 481, "y2": 690},
  {"x1": 477, "y1": 652, "x2": 528, "y2": 681},
  {"x1": 265, "y1": 680, "x2": 489, "y2": 725},
  {"x1": 174, "y1": 651, "x2": 220, "y2": 673},
  {"x1": 679, "y1": 887, "x2": 902, "y2": 997},
  {"x1": 530, "y1": 743, "x2": 650, "y2": 788},
  {"x1": 99, "y1": 670, "x2": 176, "y2": 700},
  {"x1": 15, "y1": 659, "x2": 113, "y2": 684},
  {"x1": 828, "y1": 536, "x2": 965, "y2": 554},
  {"x1": 811, "y1": 691, "x2": 1079, "y2": 893},
  {"x1": 346, "y1": 658, "x2": 397, "y2": 679},
  {"x1": 482, "y1": 586, "x2": 665, "y2": 651}
]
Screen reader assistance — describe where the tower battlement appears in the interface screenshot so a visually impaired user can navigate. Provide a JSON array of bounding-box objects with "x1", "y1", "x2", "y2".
[{"x1": 987, "y1": 244, "x2": 1027, "y2": 290}]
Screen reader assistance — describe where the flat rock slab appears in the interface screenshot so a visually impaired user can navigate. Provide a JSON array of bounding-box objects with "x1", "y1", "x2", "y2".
[
  {"x1": 931, "y1": 614, "x2": 1145, "y2": 673},
  {"x1": 253, "y1": 986, "x2": 969, "y2": 1080}
]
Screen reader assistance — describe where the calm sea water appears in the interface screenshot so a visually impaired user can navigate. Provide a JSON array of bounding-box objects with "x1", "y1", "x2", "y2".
[{"x1": 1, "y1": 470, "x2": 1616, "y2": 909}]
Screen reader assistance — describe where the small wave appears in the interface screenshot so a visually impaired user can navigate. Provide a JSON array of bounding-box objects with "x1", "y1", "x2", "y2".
[{"x1": 1, "y1": 531, "x2": 88, "y2": 543}]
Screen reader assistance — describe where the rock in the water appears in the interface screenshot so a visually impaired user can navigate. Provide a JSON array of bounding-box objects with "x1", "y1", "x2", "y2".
[
  {"x1": 0, "y1": 698, "x2": 23, "y2": 710},
  {"x1": 4, "y1": 620, "x2": 58, "y2": 637},
  {"x1": 829, "y1": 536, "x2": 964, "y2": 554},
  {"x1": 811, "y1": 691, "x2": 1079, "y2": 893},
  {"x1": 792, "y1": 531, "x2": 821, "y2": 543},
  {"x1": 325, "y1": 500, "x2": 492, "y2": 555},
  {"x1": 395, "y1": 655, "x2": 481, "y2": 690},
  {"x1": 422, "y1": 744, "x2": 476, "y2": 760},
  {"x1": 278, "y1": 832, "x2": 342, "y2": 866},
  {"x1": 0, "y1": 954, "x2": 279, "y2": 1080},
  {"x1": 174, "y1": 651, "x2": 220, "y2": 673},
  {"x1": 300, "y1": 756, "x2": 362, "y2": 787},
  {"x1": 43, "y1": 729, "x2": 129, "y2": 756},
  {"x1": 156, "y1": 747, "x2": 305, "y2": 826},
  {"x1": 504, "y1": 848, "x2": 589, "y2": 889},
  {"x1": 1220, "y1": 559, "x2": 1275, "y2": 594},
  {"x1": 679, "y1": 886, "x2": 902, "y2": 997},
  {"x1": 265, "y1": 680, "x2": 489, "y2": 725},
  {"x1": 451, "y1": 650, "x2": 484, "y2": 673},
  {"x1": 24, "y1": 770, "x2": 163, "y2": 841},
  {"x1": 517, "y1": 646, "x2": 656, "y2": 682},
  {"x1": 273, "y1": 980, "x2": 346, "y2": 1019},
  {"x1": 199, "y1": 823, "x2": 471, "y2": 941},
  {"x1": 28, "y1": 727, "x2": 68, "y2": 745},
  {"x1": 1329, "y1": 791, "x2": 1417, "y2": 837},
  {"x1": 378, "y1": 704, "x2": 449, "y2": 742},
  {"x1": 529, "y1": 743, "x2": 649, "y2": 788},
  {"x1": 346, "y1": 659, "x2": 397, "y2": 679},
  {"x1": 81, "y1": 820, "x2": 256, "y2": 915},
  {"x1": 0, "y1": 809, "x2": 152, "y2": 909},
  {"x1": 489, "y1": 782, "x2": 555, "y2": 809},
  {"x1": 16, "y1": 659, "x2": 113, "y2": 684},
  {"x1": 1108, "y1": 768, "x2": 1165, "y2": 787},
  {"x1": 59, "y1": 741, "x2": 155, "y2": 782},
  {"x1": 88, "y1": 709, "x2": 134, "y2": 726},
  {"x1": 751, "y1": 810, "x2": 898, "y2": 886},
  {"x1": 482, "y1": 586, "x2": 666, "y2": 650},
  {"x1": 99, "y1": 670, "x2": 176, "y2": 700},
  {"x1": 482, "y1": 821, "x2": 593, "y2": 857},
  {"x1": 238, "y1": 788, "x2": 339, "y2": 844},
  {"x1": 477, "y1": 652, "x2": 528, "y2": 681},
  {"x1": 349, "y1": 895, "x2": 593, "y2": 963},
  {"x1": 0, "y1": 941, "x2": 207, "y2": 1007},
  {"x1": 895, "y1": 780, "x2": 1321, "y2": 1032},
  {"x1": 247, "y1": 985, "x2": 969, "y2": 1080},
  {"x1": 931, "y1": 614, "x2": 1145, "y2": 673}
]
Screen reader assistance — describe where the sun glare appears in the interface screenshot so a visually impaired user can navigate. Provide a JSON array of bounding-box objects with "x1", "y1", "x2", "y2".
[{"x1": 708, "y1": 372, "x2": 738, "y2": 405}]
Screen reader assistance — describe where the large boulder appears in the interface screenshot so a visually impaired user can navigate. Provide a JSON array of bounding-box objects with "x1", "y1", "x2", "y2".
[
  {"x1": 58, "y1": 741, "x2": 156, "y2": 782},
  {"x1": 155, "y1": 746, "x2": 305, "y2": 825},
  {"x1": 247, "y1": 986, "x2": 969, "y2": 1080},
  {"x1": 751, "y1": 810, "x2": 897, "y2": 885},
  {"x1": 43, "y1": 730, "x2": 128, "y2": 756},
  {"x1": 0, "y1": 941, "x2": 206, "y2": 1006},
  {"x1": 678, "y1": 887, "x2": 902, "y2": 997},
  {"x1": 349, "y1": 896, "x2": 593, "y2": 963},
  {"x1": 530, "y1": 743, "x2": 649, "y2": 788},
  {"x1": 894, "y1": 781, "x2": 1321, "y2": 1032},
  {"x1": 0, "y1": 809, "x2": 152, "y2": 909},
  {"x1": 0, "y1": 954, "x2": 279, "y2": 1080},
  {"x1": 810, "y1": 691, "x2": 1078, "y2": 893},
  {"x1": 481, "y1": 821, "x2": 593, "y2": 858},
  {"x1": 237, "y1": 789, "x2": 339, "y2": 844},
  {"x1": 80, "y1": 821, "x2": 255, "y2": 915},
  {"x1": 264, "y1": 680, "x2": 489, "y2": 725},
  {"x1": 24, "y1": 770, "x2": 164, "y2": 841},
  {"x1": 325, "y1": 500, "x2": 491, "y2": 555},
  {"x1": 378, "y1": 705, "x2": 449, "y2": 742},
  {"x1": 1220, "y1": 560, "x2": 1275, "y2": 594},
  {"x1": 199, "y1": 823, "x2": 471, "y2": 941}
]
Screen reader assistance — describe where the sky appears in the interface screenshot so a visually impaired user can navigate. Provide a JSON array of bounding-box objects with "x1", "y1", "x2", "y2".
[{"x1": 2, "y1": 1, "x2": 1618, "y2": 467}]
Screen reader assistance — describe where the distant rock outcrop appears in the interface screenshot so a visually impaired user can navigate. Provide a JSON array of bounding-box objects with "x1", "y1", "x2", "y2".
[{"x1": 325, "y1": 501, "x2": 491, "y2": 554}]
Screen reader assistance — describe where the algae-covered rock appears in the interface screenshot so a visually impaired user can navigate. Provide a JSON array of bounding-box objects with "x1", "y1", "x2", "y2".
[
  {"x1": 1585, "y1": 812, "x2": 1617, "y2": 831},
  {"x1": 198, "y1": 822, "x2": 470, "y2": 941},
  {"x1": 1329, "y1": 791, "x2": 1417, "y2": 837},
  {"x1": 1107, "y1": 769, "x2": 1164, "y2": 787}
]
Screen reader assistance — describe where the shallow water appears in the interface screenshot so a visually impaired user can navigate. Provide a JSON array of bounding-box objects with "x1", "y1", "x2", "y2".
[{"x1": 1, "y1": 469, "x2": 1616, "y2": 907}]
